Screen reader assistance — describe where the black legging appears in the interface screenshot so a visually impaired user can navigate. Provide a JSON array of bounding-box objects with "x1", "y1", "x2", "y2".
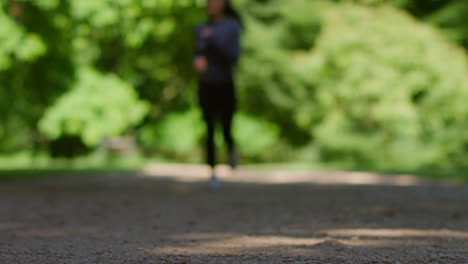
[{"x1": 198, "y1": 80, "x2": 236, "y2": 168}]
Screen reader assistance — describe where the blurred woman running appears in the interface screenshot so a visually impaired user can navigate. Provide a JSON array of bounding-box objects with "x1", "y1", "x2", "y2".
[{"x1": 193, "y1": 0, "x2": 242, "y2": 188}]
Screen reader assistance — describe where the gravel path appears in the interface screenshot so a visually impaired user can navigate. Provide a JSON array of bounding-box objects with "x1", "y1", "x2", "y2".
[{"x1": 1, "y1": 164, "x2": 467, "y2": 264}]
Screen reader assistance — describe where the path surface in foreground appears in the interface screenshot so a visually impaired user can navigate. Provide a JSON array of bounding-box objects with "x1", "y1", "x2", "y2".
[{"x1": 1, "y1": 164, "x2": 467, "y2": 264}]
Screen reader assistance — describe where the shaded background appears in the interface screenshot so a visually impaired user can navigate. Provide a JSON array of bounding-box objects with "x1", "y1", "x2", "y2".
[{"x1": 1, "y1": 0, "x2": 468, "y2": 179}]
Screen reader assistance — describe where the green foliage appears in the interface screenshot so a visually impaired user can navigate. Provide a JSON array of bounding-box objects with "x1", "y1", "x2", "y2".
[
  {"x1": 39, "y1": 67, "x2": 149, "y2": 146},
  {"x1": 0, "y1": 10, "x2": 45, "y2": 69},
  {"x1": 67, "y1": 0, "x2": 203, "y2": 112},
  {"x1": 0, "y1": 0, "x2": 74, "y2": 152},
  {"x1": 233, "y1": 113, "x2": 280, "y2": 158},
  {"x1": 236, "y1": 1, "x2": 468, "y2": 170},
  {"x1": 139, "y1": 109, "x2": 204, "y2": 155},
  {"x1": 139, "y1": 108, "x2": 280, "y2": 160},
  {"x1": 297, "y1": 4, "x2": 468, "y2": 169},
  {"x1": 2, "y1": 0, "x2": 468, "y2": 174},
  {"x1": 236, "y1": 0, "x2": 322, "y2": 145},
  {"x1": 0, "y1": 0, "x2": 202, "y2": 153},
  {"x1": 428, "y1": 1, "x2": 468, "y2": 48}
]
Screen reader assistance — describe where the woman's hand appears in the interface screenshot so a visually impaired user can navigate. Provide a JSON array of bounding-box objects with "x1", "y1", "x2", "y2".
[
  {"x1": 194, "y1": 56, "x2": 208, "y2": 73},
  {"x1": 201, "y1": 27, "x2": 213, "y2": 38}
]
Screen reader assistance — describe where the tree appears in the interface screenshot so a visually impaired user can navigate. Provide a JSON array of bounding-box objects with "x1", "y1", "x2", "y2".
[{"x1": 237, "y1": 1, "x2": 468, "y2": 169}]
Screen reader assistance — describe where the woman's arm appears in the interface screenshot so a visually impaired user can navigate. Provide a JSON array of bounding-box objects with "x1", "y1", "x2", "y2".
[
  {"x1": 193, "y1": 26, "x2": 208, "y2": 72},
  {"x1": 194, "y1": 26, "x2": 209, "y2": 55}
]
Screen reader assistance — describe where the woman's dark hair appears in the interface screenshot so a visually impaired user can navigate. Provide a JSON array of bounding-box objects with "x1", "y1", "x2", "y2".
[{"x1": 223, "y1": 0, "x2": 243, "y2": 27}]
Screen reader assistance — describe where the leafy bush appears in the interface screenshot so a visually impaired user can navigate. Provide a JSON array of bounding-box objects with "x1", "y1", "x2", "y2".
[
  {"x1": 428, "y1": 1, "x2": 468, "y2": 48},
  {"x1": 139, "y1": 108, "x2": 280, "y2": 161},
  {"x1": 236, "y1": 0, "x2": 323, "y2": 145},
  {"x1": 0, "y1": 0, "x2": 203, "y2": 152},
  {"x1": 39, "y1": 67, "x2": 149, "y2": 147},
  {"x1": 233, "y1": 113, "x2": 280, "y2": 159},
  {"x1": 297, "y1": 4, "x2": 468, "y2": 170},
  {"x1": 139, "y1": 109, "x2": 205, "y2": 156},
  {"x1": 0, "y1": 7, "x2": 46, "y2": 70},
  {"x1": 237, "y1": 1, "x2": 468, "y2": 170}
]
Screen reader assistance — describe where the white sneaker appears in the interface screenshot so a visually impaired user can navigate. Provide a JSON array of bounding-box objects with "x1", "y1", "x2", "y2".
[{"x1": 208, "y1": 175, "x2": 220, "y2": 189}]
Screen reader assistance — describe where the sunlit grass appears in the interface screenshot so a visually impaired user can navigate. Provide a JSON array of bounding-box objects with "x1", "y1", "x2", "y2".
[{"x1": 0, "y1": 151, "x2": 153, "y2": 181}]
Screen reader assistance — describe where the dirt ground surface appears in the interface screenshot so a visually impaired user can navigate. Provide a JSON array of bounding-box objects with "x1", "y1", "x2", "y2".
[{"x1": 0, "y1": 164, "x2": 467, "y2": 264}]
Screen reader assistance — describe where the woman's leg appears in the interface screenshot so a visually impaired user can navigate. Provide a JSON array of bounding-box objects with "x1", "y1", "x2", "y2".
[
  {"x1": 221, "y1": 105, "x2": 239, "y2": 169},
  {"x1": 221, "y1": 80, "x2": 238, "y2": 169},
  {"x1": 199, "y1": 82, "x2": 221, "y2": 188},
  {"x1": 221, "y1": 105, "x2": 234, "y2": 152},
  {"x1": 203, "y1": 108, "x2": 216, "y2": 169},
  {"x1": 199, "y1": 82, "x2": 216, "y2": 169}
]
